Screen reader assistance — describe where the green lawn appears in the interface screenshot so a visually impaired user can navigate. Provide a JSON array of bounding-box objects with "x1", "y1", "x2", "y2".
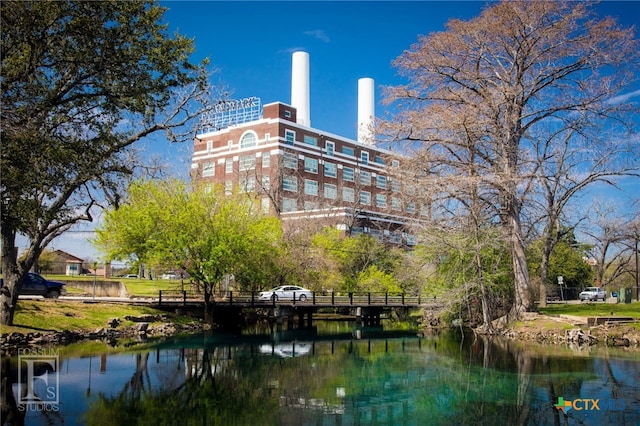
[
  {"x1": 1, "y1": 299, "x2": 195, "y2": 335},
  {"x1": 539, "y1": 302, "x2": 640, "y2": 318},
  {"x1": 44, "y1": 274, "x2": 187, "y2": 297}
]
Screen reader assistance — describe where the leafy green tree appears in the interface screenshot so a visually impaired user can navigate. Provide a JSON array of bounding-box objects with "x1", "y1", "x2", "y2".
[
  {"x1": 1, "y1": 0, "x2": 212, "y2": 325},
  {"x1": 527, "y1": 231, "x2": 594, "y2": 299},
  {"x1": 414, "y1": 225, "x2": 513, "y2": 328},
  {"x1": 310, "y1": 228, "x2": 402, "y2": 293},
  {"x1": 94, "y1": 179, "x2": 282, "y2": 317}
]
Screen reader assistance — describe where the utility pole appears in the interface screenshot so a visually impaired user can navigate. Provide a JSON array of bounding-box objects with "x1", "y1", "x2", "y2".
[{"x1": 635, "y1": 233, "x2": 640, "y2": 302}]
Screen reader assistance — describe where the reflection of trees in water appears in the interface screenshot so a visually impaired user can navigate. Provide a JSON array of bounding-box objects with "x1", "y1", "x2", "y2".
[
  {"x1": 82, "y1": 347, "x2": 281, "y2": 425},
  {"x1": 72, "y1": 337, "x2": 640, "y2": 425},
  {"x1": 1, "y1": 356, "x2": 24, "y2": 426}
]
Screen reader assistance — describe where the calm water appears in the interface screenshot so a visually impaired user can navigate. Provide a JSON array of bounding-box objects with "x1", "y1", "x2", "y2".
[{"x1": 5, "y1": 322, "x2": 640, "y2": 425}]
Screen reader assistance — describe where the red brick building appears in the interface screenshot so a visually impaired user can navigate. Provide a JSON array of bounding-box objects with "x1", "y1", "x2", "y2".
[{"x1": 191, "y1": 52, "x2": 424, "y2": 246}]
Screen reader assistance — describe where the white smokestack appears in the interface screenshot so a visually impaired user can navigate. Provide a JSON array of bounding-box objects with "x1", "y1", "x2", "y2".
[
  {"x1": 291, "y1": 51, "x2": 310, "y2": 126},
  {"x1": 357, "y1": 77, "x2": 375, "y2": 144}
]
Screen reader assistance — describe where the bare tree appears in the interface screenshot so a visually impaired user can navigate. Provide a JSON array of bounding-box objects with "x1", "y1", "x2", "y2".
[
  {"x1": 381, "y1": 1, "x2": 639, "y2": 318},
  {"x1": 582, "y1": 201, "x2": 637, "y2": 290},
  {"x1": 529, "y1": 123, "x2": 639, "y2": 307}
]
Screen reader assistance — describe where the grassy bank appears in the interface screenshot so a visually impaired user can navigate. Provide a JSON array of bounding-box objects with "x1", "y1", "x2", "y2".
[
  {"x1": 539, "y1": 302, "x2": 640, "y2": 319},
  {"x1": 2, "y1": 298, "x2": 637, "y2": 337},
  {"x1": 0, "y1": 299, "x2": 191, "y2": 335}
]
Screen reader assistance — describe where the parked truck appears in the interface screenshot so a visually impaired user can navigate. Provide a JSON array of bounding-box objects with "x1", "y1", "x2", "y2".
[{"x1": 0, "y1": 272, "x2": 67, "y2": 298}]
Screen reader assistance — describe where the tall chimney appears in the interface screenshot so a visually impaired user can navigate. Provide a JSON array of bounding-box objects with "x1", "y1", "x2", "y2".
[
  {"x1": 357, "y1": 77, "x2": 375, "y2": 144},
  {"x1": 291, "y1": 51, "x2": 310, "y2": 126}
]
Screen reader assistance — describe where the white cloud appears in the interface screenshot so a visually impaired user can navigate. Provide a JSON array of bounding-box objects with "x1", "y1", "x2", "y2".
[
  {"x1": 304, "y1": 29, "x2": 330, "y2": 43},
  {"x1": 607, "y1": 89, "x2": 640, "y2": 105}
]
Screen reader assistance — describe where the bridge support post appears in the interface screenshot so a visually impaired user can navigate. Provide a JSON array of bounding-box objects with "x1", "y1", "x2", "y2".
[{"x1": 275, "y1": 308, "x2": 283, "y2": 332}]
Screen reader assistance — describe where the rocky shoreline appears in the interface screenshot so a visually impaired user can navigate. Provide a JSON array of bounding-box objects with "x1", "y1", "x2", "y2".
[
  {"x1": 2, "y1": 312, "x2": 638, "y2": 356},
  {"x1": 497, "y1": 312, "x2": 640, "y2": 348},
  {"x1": 1, "y1": 314, "x2": 208, "y2": 356}
]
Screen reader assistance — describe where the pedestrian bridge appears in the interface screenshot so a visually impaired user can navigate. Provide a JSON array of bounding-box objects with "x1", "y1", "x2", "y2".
[
  {"x1": 148, "y1": 290, "x2": 442, "y2": 328},
  {"x1": 154, "y1": 290, "x2": 437, "y2": 309}
]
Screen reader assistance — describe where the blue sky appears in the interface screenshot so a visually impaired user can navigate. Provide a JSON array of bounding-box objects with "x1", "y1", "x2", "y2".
[{"x1": 44, "y1": 0, "x2": 640, "y2": 262}]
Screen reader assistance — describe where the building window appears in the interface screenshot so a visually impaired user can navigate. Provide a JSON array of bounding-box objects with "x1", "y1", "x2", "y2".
[
  {"x1": 261, "y1": 197, "x2": 271, "y2": 213},
  {"x1": 303, "y1": 135, "x2": 318, "y2": 146},
  {"x1": 360, "y1": 191, "x2": 371, "y2": 205},
  {"x1": 375, "y1": 194, "x2": 387, "y2": 208},
  {"x1": 376, "y1": 175, "x2": 386, "y2": 189},
  {"x1": 284, "y1": 151, "x2": 297, "y2": 169},
  {"x1": 240, "y1": 176, "x2": 255, "y2": 192},
  {"x1": 284, "y1": 110, "x2": 291, "y2": 119},
  {"x1": 283, "y1": 176, "x2": 298, "y2": 192},
  {"x1": 343, "y1": 166, "x2": 354, "y2": 182},
  {"x1": 261, "y1": 176, "x2": 270, "y2": 191},
  {"x1": 407, "y1": 202, "x2": 416, "y2": 214},
  {"x1": 225, "y1": 159, "x2": 233, "y2": 174},
  {"x1": 391, "y1": 197, "x2": 401, "y2": 211},
  {"x1": 324, "y1": 162, "x2": 337, "y2": 178},
  {"x1": 361, "y1": 151, "x2": 369, "y2": 165},
  {"x1": 391, "y1": 179, "x2": 401, "y2": 193},
  {"x1": 342, "y1": 146, "x2": 354, "y2": 156},
  {"x1": 325, "y1": 141, "x2": 335, "y2": 156},
  {"x1": 359, "y1": 170, "x2": 371, "y2": 186},
  {"x1": 374, "y1": 155, "x2": 385, "y2": 165},
  {"x1": 282, "y1": 198, "x2": 297, "y2": 212},
  {"x1": 285, "y1": 129, "x2": 295, "y2": 145},
  {"x1": 324, "y1": 183, "x2": 337, "y2": 199},
  {"x1": 239, "y1": 154, "x2": 256, "y2": 171},
  {"x1": 304, "y1": 179, "x2": 318, "y2": 196},
  {"x1": 392, "y1": 159, "x2": 400, "y2": 168},
  {"x1": 202, "y1": 162, "x2": 215, "y2": 177},
  {"x1": 342, "y1": 187, "x2": 355, "y2": 203},
  {"x1": 304, "y1": 157, "x2": 318, "y2": 174},
  {"x1": 225, "y1": 181, "x2": 233, "y2": 195},
  {"x1": 389, "y1": 232, "x2": 402, "y2": 244},
  {"x1": 206, "y1": 140, "x2": 213, "y2": 152},
  {"x1": 304, "y1": 201, "x2": 319, "y2": 211},
  {"x1": 239, "y1": 131, "x2": 257, "y2": 148},
  {"x1": 262, "y1": 152, "x2": 271, "y2": 168}
]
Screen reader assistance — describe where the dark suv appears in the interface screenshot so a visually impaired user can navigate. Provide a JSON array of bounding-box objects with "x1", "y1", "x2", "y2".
[{"x1": 19, "y1": 272, "x2": 67, "y2": 298}]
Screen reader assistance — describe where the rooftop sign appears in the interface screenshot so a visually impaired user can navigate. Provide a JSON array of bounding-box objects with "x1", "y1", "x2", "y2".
[{"x1": 199, "y1": 96, "x2": 262, "y2": 133}]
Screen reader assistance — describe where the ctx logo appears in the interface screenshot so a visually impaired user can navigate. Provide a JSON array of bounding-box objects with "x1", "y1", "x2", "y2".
[{"x1": 554, "y1": 397, "x2": 600, "y2": 413}]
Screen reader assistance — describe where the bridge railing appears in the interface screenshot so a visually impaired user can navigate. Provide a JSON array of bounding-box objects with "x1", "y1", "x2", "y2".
[{"x1": 157, "y1": 290, "x2": 428, "y2": 307}]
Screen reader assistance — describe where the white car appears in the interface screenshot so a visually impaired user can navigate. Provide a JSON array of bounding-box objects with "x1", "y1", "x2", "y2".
[
  {"x1": 258, "y1": 285, "x2": 312, "y2": 302},
  {"x1": 579, "y1": 287, "x2": 606, "y2": 301},
  {"x1": 259, "y1": 342, "x2": 312, "y2": 358}
]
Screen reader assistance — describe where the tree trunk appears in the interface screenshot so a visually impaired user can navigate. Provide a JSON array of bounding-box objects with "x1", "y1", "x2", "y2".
[
  {"x1": 475, "y1": 243, "x2": 494, "y2": 333},
  {"x1": 0, "y1": 225, "x2": 20, "y2": 326},
  {"x1": 538, "y1": 247, "x2": 551, "y2": 308},
  {"x1": 507, "y1": 203, "x2": 536, "y2": 317}
]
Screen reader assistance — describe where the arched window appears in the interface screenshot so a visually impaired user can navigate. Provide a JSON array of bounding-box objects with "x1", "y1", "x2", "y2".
[{"x1": 239, "y1": 131, "x2": 257, "y2": 148}]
